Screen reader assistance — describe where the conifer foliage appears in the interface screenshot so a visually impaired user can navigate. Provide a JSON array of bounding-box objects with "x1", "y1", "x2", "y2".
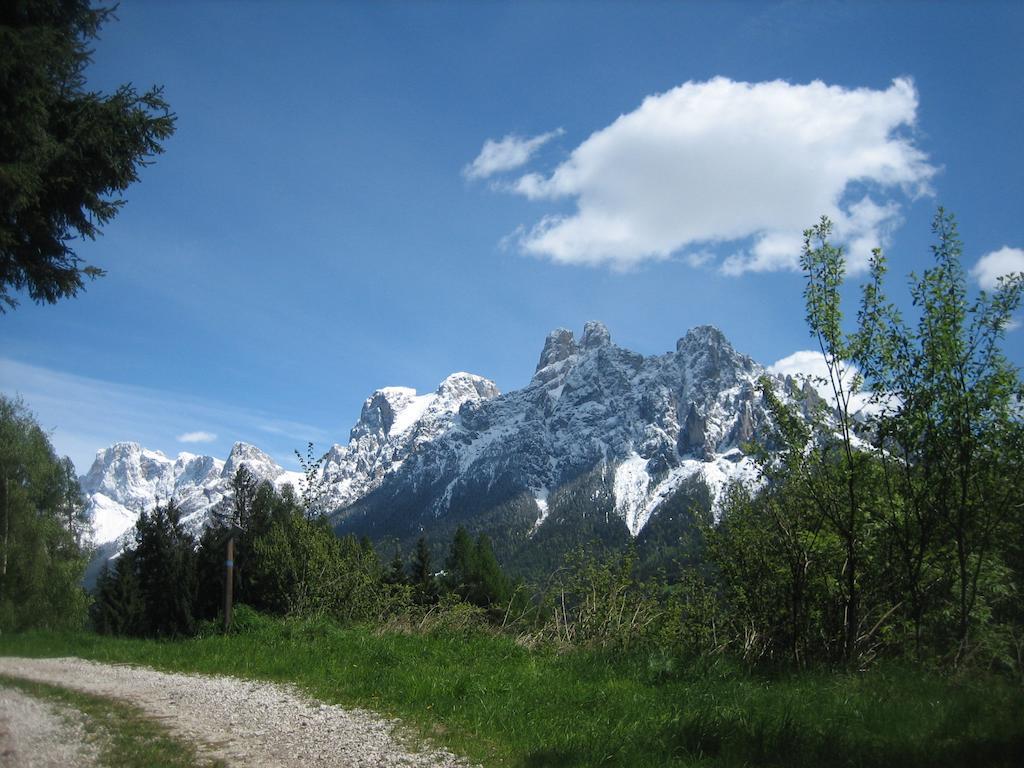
[
  {"x1": 93, "y1": 500, "x2": 198, "y2": 637},
  {"x1": 132, "y1": 501, "x2": 198, "y2": 636},
  {"x1": 445, "y1": 526, "x2": 512, "y2": 612},
  {"x1": 0, "y1": 1, "x2": 176, "y2": 310}
]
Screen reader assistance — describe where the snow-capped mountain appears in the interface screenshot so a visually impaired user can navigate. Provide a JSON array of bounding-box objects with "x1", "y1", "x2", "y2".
[
  {"x1": 318, "y1": 372, "x2": 501, "y2": 512},
  {"x1": 83, "y1": 323, "x2": 802, "y2": 564},
  {"x1": 332, "y1": 322, "x2": 781, "y2": 546},
  {"x1": 82, "y1": 442, "x2": 302, "y2": 546}
]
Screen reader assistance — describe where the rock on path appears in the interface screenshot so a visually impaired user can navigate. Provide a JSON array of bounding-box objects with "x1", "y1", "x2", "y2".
[{"x1": 0, "y1": 657, "x2": 475, "y2": 768}]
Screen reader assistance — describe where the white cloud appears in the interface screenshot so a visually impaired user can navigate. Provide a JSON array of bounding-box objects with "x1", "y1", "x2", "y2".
[
  {"x1": 768, "y1": 350, "x2": 836, "y2": 382},
  {"x1": 498, "y1": 77, "x2": 935, "y2": 272},
  {"x1": 464, "y1": 129, "x2": 564, "y2": 180},
  {"x1": 971, "y1": 246, "x2": 1024, "y2": 291},
  {"x1": 177, "y1": 430, "x2": 217, "y2": 444},
  {"x1": 770, "y1": 350, "x2": 864, "y2": 405},
  {"x1": 768, "y1": 349, "x2": 874, "y2": 413}
]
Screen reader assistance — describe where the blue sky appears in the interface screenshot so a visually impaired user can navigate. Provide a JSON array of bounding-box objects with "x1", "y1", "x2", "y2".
[{"x1": 2, "y1": 0, "x2": 1022, "y2": 473}]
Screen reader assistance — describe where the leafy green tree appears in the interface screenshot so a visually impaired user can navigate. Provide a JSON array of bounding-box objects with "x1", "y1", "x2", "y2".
[
  {"x1": 249, "y1": 503, "x2": 386, "y2": 622},
  {"x1": 706, "y1": 210, "x2": 1024, "y2": 670},
  {"x1": 853, "y1": 209, "x2": 1024, "y2": 662},
  {"x1": 728, "y1": 209, "x2": 1023, "y2": 668},
  {"x1": 294, "y1": 442, "x2": 331, "y2": 519},
  {"x1": 798, "y1": 217, "x2": 883, "y2": 663},
  {"x1": 0, "y1": 395, "x2": 90, "y2": 631},
  {"x1": 710, "y1": 443, "x2": 831, "y2": 665},
  {"x1": 0, "y1": 1, "x2": 175, "y2": 310}
]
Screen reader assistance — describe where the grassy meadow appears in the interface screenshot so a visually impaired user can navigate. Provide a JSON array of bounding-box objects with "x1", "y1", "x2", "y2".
[{"x1": 2, "y1": 612, "x2": 1022, "y2": 768}]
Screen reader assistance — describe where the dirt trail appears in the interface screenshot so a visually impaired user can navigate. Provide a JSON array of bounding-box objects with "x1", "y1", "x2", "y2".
[
  {"x1": 0, "y1": 657, "x2": 474, "y2": 768},
  {"x1": 0, "y1": 684, "x2": 99, "y2": 768}
]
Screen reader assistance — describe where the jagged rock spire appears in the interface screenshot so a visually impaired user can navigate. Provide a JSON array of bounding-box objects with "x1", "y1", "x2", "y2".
[
  {"x1": 536, "y1": 328, "x2": 577, "y2": 372},
  {"x1": 581, "y1": 320, "x2": 611, "y2": 349}
]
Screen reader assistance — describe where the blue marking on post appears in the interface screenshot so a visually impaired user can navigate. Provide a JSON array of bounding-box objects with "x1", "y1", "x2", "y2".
[{"x1": 225, "y1": 560, "x2": 234, "y2": 567}]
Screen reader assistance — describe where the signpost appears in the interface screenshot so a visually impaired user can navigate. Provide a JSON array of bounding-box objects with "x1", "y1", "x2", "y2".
[{"x1": 223, "y1": 524, "x2": 244, "y2": 631}]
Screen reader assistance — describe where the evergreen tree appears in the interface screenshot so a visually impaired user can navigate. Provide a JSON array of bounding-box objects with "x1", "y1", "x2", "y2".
[
  {"x1": 445, "y1": 526, "x2": 474, "y2": 596},
  {"x1": 132, "y1": 500, "x2": 198, "y2": 637},
  {"x1": 0, "y1": 1, "x2": 175, "y2": 310},
  {"x1": 410, "y1": 535, "x2": 436, "y2": 603},
  {"x1": 469, "y1": 534, "x2": 511, "y2": 609},
  {"x1": 385, "y1": 546, "x2": 406, "y2": 586},
  {"x1": 445, "y1": 526, "x2": 512, "y2": 611},
  {"x1": 91, "y1": 552, "x2": 143, "y2": 636},
  {"x1": 193, "y1": 523, "x2": 226, "y2": 622}
]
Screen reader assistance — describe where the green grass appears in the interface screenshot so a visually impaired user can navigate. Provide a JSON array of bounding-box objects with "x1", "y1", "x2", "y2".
[
  {"x1": 1, "y1": 614, "x2": 1022, "y2": 767},
  {"x1": 0, "y1": 674, "x2": 226, "y2": 768}
]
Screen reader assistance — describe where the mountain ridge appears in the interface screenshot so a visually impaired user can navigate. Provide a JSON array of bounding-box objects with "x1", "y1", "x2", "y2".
[{"x1": 81, "y1": 322, "x2": 803, "y2": 569}]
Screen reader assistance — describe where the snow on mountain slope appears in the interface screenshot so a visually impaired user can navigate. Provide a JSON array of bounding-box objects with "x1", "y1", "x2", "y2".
[
  {"x1": 333, "y1": 322, "x2": 789, "y2": 541},
  {"x1": 317, "y1": 372, "x2": 500, "y2": 512},
  {"x1": 83, "y1": 323, "x2": 798, "y2": 550}
]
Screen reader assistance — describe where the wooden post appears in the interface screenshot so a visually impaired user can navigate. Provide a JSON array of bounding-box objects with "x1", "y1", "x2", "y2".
[
  {"x1": 224, "y1": 534, "x2": 234, "y2": 631},
  {"x1": 2, "y1": 475, "x2": 9, "y2": 578}
]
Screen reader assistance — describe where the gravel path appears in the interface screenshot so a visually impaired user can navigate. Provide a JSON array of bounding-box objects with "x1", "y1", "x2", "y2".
[
  {"x1": 0, "y1": 657, "x2": 475, "y2": 768},
  {"x1": 0, "y1": 684, "x2": 100, "y2": 768}
]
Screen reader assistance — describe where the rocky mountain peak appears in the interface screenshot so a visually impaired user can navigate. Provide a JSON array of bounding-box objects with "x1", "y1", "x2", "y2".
[
  {"x1": 83, "y1": 322, "x2": 792, "y2": 559},
  {"x1": 581, "y1": 320, "x2": 612, "y2": 349},
  {"x1": 536, "y1": 328, "x2": 578, "y2": 373},
  {"x1": 172, "y1": 453, "x2": 223, "y2": 487},
  {"x1": 435, "y1": 372, "x2": 500, "y2": 404},
  {"x1": 81, "y1": 442, "x2": 172, "y2": 505},
  {"x1": 675, "y1": 324, "x2": 757, "y2": 395},
  {"x1": 350, "y1": 388, "x2": 416, "y2": 440},
  {"x1": 221, "y1": 442, "x2": 281, "y2": 481},
  {"x1": 676, "y1": 324, "x2": 731, "y2": 354}
]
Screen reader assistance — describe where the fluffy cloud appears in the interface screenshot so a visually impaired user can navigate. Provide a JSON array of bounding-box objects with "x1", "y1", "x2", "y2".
[
  {"x1": 464, "y1": 129, "x2": 564, "y2": 180},
  {"x1": 768, "y1": 350, "x2": 837, "y2": 382},
  {"x1": 177, "y1": 430, "x2": 217, "y2": 444},
  {"x1": 499, "y1": 77, "x2": 935, "y2": 272},
  {"x1": 971, "y1": 246, "x2": 1024, "y2": 291},
  {"x1": 768, "y1": 350, "x2": 874, "y2": 413}
]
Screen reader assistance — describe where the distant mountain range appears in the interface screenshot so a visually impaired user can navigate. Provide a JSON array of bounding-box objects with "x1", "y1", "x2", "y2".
[{"x1": 82, "y1": 322, "x2": 813, "y2": 573}]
